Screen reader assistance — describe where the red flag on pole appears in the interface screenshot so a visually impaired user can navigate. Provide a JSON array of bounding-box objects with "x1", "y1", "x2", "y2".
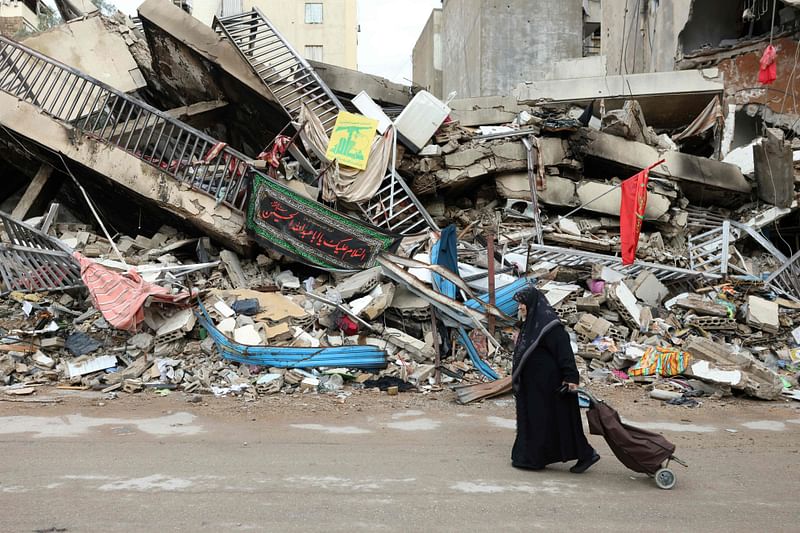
[{"x1": 620, "y1": 160, "x2": 664, "y2": 265}]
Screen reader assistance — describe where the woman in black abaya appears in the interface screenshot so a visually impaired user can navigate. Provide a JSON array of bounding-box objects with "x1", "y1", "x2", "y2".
[{"x1": 510, "y1": 285, "x2": 599, "y2": 473}]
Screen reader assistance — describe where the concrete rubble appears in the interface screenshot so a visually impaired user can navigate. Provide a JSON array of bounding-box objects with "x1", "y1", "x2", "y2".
[{"x1": 1, "y1": 2, "x2": 800, "y2": 409}]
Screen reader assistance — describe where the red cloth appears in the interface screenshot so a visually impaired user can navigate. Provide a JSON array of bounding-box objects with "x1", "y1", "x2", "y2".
[
  {"x1": 335, "y1": 314, "x2": 359, "y2": 336},
  {"x1": 75, "y1": 253, "x2": 190, "y2": 332},
  {"x1": 203, "y1": 142, "x2": 228, "y2": 164},
  {"x1": 258, "y1": 135, "x2": 293, "y2": 168},
  {"x1": 620, "y1": 161, "x2": 663, "y2": 265},
  {"x1": 759, "y1": 45, "x2": 777, "y2": 85}
]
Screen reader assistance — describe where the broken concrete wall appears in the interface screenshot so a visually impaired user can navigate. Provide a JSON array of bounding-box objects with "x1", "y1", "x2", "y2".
[
  {"x1": 137, "y1": 0, "x2": 295, "y2": 155},
  {"x1": 138, "y1": 0, "x2": 277, "y2": 107},
  {"x1": 681, "y1": 37, "x2": 800, "y2": 136},
  {"x1": 679, "y1": 0, "x2": 745, "y2": 56},
  {"x1": 406, "y1": 135, "x2": 572, "y2": 194},
  {"x1": 20, "y1": 15, "x2": 147, "y2": 93},
  {"x1": 753, "y1": 128, "x2": 795, "y2": 208}
]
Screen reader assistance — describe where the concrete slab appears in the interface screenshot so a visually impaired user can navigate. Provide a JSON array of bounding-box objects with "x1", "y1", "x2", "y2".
[
  {"x1": 449, "y1": 96, "x2": 524, "y2": 126},
  {"x1": 515, "y1": 69, "x2": 724, "y2": 129},
  {"x1": 576, "y1": 181, "x2": 671, "y2": 221},
  {"x1": 576, "y1": 129, "x2": 751, "y2": 203},
  {"x1": 22, "y1": 16, "x2": 145, "y2": 93},
  {"x1": 747, "y1": 296, "x2": 780, "y2": 334},
  {"x1": 495, "y1": 173, "x2": 577, "y2": 207},
  {"x1": 309, "y1": 60, "x2": 411, "y2": 106}
]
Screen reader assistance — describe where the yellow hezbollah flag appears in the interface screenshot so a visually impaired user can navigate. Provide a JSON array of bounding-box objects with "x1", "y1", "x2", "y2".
[{"x1": 325, "y1": 111, "x2": 378, "y2": 171}]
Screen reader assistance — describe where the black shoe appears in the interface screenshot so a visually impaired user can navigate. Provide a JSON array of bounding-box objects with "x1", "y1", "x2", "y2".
[{"x1": 570, "y1": 453, "x2": 600, "y2": 474}]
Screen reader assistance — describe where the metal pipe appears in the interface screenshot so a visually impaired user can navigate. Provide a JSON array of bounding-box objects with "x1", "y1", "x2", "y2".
[{"x1": 487, "y1": 232, "x2": 496, "y2": 337}]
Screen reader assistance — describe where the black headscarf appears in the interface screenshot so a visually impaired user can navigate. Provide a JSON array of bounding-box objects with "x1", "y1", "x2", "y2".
[{"x1": 511, "y1": 284, "x2": 562, "y2": 390}]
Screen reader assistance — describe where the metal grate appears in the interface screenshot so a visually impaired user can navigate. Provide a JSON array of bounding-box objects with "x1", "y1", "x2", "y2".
[
  {"x1": 528, "y1": 244, "x2": 707, "y2": 282},
  {"x1": 214, "y1": 7, "x2": 344, "y2": 136},
  {"x1": 0, "y1": 36, "x2": 251, "y2": 211},
  {"x1": 688, "y1": 220, "x2": 788, "y2": 277},
  {"x1": 765, "y1": 249, "x2": 800, "y2": 301},
  {"x1": 0, "y1": 211, "x2": 82, "y2": 294},
  {"x1": 687, "y1": 221, "x2": 736, "y2": 276},
  {"x1": 359, "y1": 172, "x2": 436, "y2": 235}
]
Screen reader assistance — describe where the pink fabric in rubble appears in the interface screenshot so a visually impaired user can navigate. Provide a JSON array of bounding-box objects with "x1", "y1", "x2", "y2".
[{"x1": 75, "y1": 252, "x2": 189, "y2": 332}]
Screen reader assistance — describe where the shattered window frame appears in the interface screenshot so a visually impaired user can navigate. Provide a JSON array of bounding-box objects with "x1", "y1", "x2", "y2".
[{"x1": 305, "y1": 2, "x2": 323, "y2": 24}]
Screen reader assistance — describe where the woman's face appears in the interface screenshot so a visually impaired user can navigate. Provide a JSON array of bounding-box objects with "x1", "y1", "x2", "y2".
[{"x1": 518, "y1": 303, "x2": 527, "y2": 321}]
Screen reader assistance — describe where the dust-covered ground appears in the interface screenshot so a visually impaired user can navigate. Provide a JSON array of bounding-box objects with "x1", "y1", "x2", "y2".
[{"x1": 1, "y1": 385, "x2": 798, "y2": 532}]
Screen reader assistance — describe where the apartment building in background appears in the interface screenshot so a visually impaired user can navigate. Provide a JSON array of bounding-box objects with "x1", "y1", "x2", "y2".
[
  {"x1": 190, "y1": 0, "x2": 358, "y2": 69},
  {"x1": 0, "y1": 0, "x2": 48, "y2": 37}
]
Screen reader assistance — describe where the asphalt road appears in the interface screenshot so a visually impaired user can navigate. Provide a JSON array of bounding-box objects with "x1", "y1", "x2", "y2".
[{"x1": 1, "y1": 391, "x2": 798, "y2": 532}]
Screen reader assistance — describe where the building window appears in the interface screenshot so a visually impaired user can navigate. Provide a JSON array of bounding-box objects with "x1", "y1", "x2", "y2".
[
  {"x1": 219, "y1": 0, "x2": 243, "y2": 17},
  {"x1": 305, "y1": 3, "x2": 323, "y2": 24},
  {"x1": 305, "y1": 45, "x2": 323, "y2": 62}
]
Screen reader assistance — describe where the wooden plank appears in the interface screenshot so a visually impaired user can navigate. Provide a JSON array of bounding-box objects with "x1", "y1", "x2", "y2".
[
  {"x1": 11, "y1": 165, "x2": 53, "y2": 220},
  {"x1": 454, "y1": 376, "x2": 512, "y2": 404},
  {"x1": 0, "y1": 343, "x2": 37, "y2": 354}
]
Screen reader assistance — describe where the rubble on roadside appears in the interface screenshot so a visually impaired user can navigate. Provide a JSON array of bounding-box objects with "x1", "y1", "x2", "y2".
[{"x1": 1, "y1": 4, "x2": 800, "y2": 409}]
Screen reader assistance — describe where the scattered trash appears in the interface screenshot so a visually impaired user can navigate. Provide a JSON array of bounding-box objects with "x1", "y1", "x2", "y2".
[{"x1": 0, "y1": 5, "x2": 798, "y2": 410}]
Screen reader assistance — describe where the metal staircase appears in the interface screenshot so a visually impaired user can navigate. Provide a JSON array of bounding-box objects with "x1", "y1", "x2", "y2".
[
  {"x1": 359, "y1": 172, "x2": 436, "y2": 235},
  {"x1": 213, "y1": 7, "x2": 344, "y2": 136},
  {"x1": 212, "y1": 9, "x2": 436, "y2": 236},
  {"x1": 0, "y1": 35, "x2": 251, "y2": 212}
]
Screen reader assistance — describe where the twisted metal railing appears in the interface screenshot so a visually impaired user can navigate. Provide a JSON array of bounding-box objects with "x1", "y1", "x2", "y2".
[{"x1": 0, "y1": 35, "x2": 250, "y2": 211}]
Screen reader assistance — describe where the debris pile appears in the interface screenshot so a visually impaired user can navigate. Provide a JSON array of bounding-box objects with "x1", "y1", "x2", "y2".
[
  {"x1": 0, "y1": 219, "x2": 509, "y2": 400},
  {"x1": 2, "y1": 3, "x2": 800, "y2": 407},
  {"x1": 535, "y1": 270, "x2": 793, "y2": 404}
]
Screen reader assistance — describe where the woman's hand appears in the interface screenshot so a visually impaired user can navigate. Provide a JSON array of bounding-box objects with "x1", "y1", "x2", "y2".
[{"x1": 563, "y1": 382, "x2": 578, "y2": 392}]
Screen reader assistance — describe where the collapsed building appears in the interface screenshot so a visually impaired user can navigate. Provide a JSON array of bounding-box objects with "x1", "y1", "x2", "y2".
[{"x1": 0, "y1": 0, "x2": 799, "y2": 405}]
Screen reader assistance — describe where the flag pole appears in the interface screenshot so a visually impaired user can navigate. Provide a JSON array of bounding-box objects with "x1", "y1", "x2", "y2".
[{"x1": 558, "y1": 159, "x2": 666, "y2": 221}]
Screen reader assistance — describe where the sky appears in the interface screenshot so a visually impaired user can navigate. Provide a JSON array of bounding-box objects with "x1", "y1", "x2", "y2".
[
  {"x1": 97, "y1": 0, "x2": 442, "y2": 85},
  {"x1": 355, "y1": 0, "x2": 441, "y2": 84}
]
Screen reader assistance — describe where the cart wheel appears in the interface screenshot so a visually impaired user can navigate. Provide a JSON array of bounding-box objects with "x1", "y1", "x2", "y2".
[{"x1": 654, "y1": 468, "x2": 676, "y2": 490}]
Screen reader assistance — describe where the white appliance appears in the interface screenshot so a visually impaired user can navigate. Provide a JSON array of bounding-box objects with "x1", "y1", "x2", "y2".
[
  {"x1": 393, "y1": 90, "x2": 451, "y2": 153},
  {"x1": 352, "y1": 91, "x2": 393, "y2": 134}
]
